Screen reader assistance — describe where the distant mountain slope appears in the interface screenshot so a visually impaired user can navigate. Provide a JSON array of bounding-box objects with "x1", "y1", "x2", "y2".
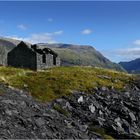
[
  {"x1": 0, "y1": 38, "x2": 18, "y2": 65},
  {"x1": 119, "y1": 58, "x2": 140, "y2": 73},
  {"x1": 0, "y1": 37, "x2": 124, "y2": 71},
  {"x1": 39, "y1": 43, "x2": 124, "y2": 71},
  {"x1": 0, "y1": 37, "x2": 30, "y2": 49},
  {"x1": 0, "y1": 37, "x2": 31, "y2": 65},
  {"x1": 0, "y1": 38, "x2": 17, "y2": 50}
]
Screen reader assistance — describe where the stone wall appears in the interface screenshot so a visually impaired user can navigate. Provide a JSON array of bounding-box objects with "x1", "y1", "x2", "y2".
[
  {"x1": 0, "y1": 46, "x2": 7, "y2": 66},
  {"x1": 8, "y1": 45, "x2": 36, "y2": 70},
  {"x1": 7, "y1": 41, "x2": 60, "y2": 70},
  {"x1": 56, "y1": 57, "x2": 61, "y2": 66},
  {"x1": 36, "y1": 53, "x2": 60, "y2": 70}
]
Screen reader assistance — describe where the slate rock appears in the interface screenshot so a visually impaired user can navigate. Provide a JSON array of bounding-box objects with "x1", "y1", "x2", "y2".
[
  {"x1": 35, "y1": 118, "x2": 45, "y2": 127},
  {"x1": 129, "y1": 112, "x2": 136, "y2": 122},
  {"x1": 101, "y1": 86, "x2": 107, "y2": 91},
  {"x1": 78, "y1": 124, "x2": 88, "y2": 132},
  {"x1": 0, "y1": 80, "x2": 140, "y2": 139},
  {"x1": 65, "y1": 102, "x2": 73, "y2": 110},
  {"x1": 89, "y1": 104, "x2": 95, "y2": 113},
  {"x1": 78, "y1": 96, "x2": 84, "y2": 103}
]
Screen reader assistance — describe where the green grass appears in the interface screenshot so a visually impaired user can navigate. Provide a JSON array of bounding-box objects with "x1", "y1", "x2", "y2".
[
  {"x1": 53, "y1": 104, "x2": 70, "y2": 117},
  {"x1": 0, "y1": 66, "x2": 133, "y2": 102},
  {"x1": 0, "y1": 88, "x2": 4, "y2": 95},
  {"x1": 89, "y1": 125, "x2": 115, "y2": 140}
]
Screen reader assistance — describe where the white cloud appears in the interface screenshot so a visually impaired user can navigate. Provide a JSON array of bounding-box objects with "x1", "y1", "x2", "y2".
[
  {"x1": 117, "y1": 47, "x2": 140, "y2": 56},
  {"x1": 133, "y1": 39, "x2": 140, "y2": 46},
  {"x1": 8, "y1": 30, "x2": 63, "y2": 44},
  {"x1": 116, "y1": 39, "x2": 140, "y2": 59},
  {"x1": 54, "y1": 30, "x2": 63, "y2": 35},
  {"x1": 47, "y1": 18, "x2": 53, "y2": 22},
  {"x1": 112, "y1": 47, "x2": 140, "y2": 61},
  {"x1": 26, "y1": 33, "x2": 56, "y2": 44},
  {"x1": 102, "y1": 39, "x2": 140, "y2": 62},
  {"x1": 108, "y1": 39, "x2": 140, "y2": 61},
  {"x1": 81, "y1": 29, "x2": 92, "y2": 35},
  {"x1": 7, "y1": 36, "x2": 25, "y2": 41},
  {"x1": 17, "y1": 24, "x2": 27, "y2": 30}
]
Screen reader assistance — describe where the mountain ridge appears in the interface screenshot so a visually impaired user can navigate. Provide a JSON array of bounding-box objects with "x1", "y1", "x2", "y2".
[
  {"x1": 119, "y1": 58, "x2": 140, "y2": 73},
  {"x1": 37, "y1": 43, "x2": 124, "y2": 71},
  {"x1": 0, "y1": 37, "x2": 124, "y2": 71}
]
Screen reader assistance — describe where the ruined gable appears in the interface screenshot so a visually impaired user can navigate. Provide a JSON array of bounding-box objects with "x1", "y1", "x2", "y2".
[{"x1": 7, "y1": 41, "x2": 60, "y2": 70}]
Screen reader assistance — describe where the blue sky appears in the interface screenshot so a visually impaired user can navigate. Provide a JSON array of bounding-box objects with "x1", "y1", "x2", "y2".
[{"x1": 0, "y1": 1, "x2": 140, "y2": 62}]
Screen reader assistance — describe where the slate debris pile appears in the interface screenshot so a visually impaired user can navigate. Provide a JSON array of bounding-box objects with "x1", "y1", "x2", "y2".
[
  {"x1": 0, "y1": 84, "x2": 100, "y2": 139},
  {"x1": 60, "y1": 88, "x2": 140, "y2": 139},
  {"x1": 0, "y1": 80, "x2": 140, "y2": 139}
]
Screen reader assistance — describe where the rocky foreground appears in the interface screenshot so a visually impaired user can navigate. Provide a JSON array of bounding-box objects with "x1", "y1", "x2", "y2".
[{"x1": 0, "y1": 80, "x2": 140, "y2": 139}]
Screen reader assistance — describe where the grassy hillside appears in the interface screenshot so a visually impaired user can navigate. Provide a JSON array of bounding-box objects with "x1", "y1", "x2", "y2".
[
  {"x1": 39, "y1": 43, "x2": 125, "y2": 71},
  {"x1": 53, "y1": 47, "x2": 123, "y2": 70},
  {"x1": 0, "y1": 66, "x2": 133, "y2": 102}
]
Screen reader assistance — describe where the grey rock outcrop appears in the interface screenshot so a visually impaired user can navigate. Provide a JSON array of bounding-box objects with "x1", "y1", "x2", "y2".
[
  {"x1": 0, "y1": 80, "x2": 140, "y2": 139},
  {"x1": 0, "y1": 84, "x2": 100, "y2": 139}
]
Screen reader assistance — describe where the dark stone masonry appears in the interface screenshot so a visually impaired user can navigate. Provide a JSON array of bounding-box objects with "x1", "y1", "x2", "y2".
[{"x1": 7, "y1": 41, "x2": 60, "y2": 70}]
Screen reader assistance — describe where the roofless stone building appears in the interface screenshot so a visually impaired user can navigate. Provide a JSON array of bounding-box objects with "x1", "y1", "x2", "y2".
[{"x1": 8, "y1": 41, "x2": 60, "y2": 70}]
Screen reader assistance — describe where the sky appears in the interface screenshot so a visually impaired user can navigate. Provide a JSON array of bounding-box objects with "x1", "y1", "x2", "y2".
[{"x1": 0, "y1": 1, "x2": 140, "y2": 62}]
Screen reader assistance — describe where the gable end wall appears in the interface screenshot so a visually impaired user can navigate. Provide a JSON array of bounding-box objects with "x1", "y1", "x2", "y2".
[{"x1": 8, "y1": 46, "x2": 37, "y2": 70}]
